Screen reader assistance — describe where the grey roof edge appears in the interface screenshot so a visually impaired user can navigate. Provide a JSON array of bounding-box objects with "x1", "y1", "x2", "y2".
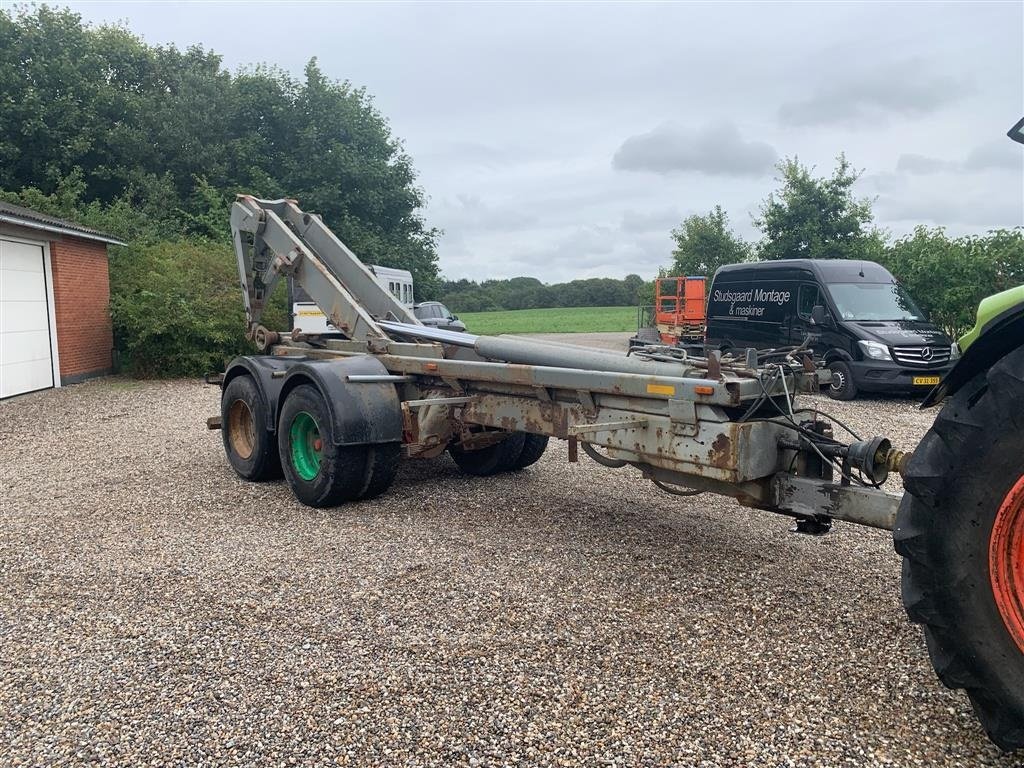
[{"x1": 0, "y1": 205, "x2": 128, "y2": 247}]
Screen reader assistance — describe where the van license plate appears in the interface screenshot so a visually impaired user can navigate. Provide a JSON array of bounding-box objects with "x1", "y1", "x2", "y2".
[{"x1": 913, "y1": 376, "x2": 941, "y2": 386}]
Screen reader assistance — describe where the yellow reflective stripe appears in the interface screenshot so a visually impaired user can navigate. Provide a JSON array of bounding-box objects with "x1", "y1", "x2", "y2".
[{"x1": 646, "y1": 383, "x2": 675, "y2": 396}]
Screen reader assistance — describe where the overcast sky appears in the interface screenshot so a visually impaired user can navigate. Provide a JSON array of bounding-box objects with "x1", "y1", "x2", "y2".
[{"x1": 69, "y1": 1, "x2": 1024, "y2": 282}]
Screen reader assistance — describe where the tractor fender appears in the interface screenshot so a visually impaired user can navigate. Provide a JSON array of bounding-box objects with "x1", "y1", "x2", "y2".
[
  {"x1": 922, "y1": 289, "x2": 1024, "y2": 407},
  {"x1": 277, "y1": 356, "x2": 403, "y2": 446}
]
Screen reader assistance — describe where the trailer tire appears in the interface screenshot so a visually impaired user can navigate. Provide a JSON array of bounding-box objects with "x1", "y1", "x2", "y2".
[
  {"x1": 278, "y1": 384, "x2": 368, "y2": 507},
  {"x1": 221, "y1": 374, "x2": 282, "y2": 481},
  {"x1": 894, "y1": 344, "x2": 1024, "y2": 751},
  {"x1": 358, "y1": 443, "x2": 402, "y2": 500},
  {"x1": 510, "y1": 434, "x2": 549, "y2": 470},
  {"x1": 827, "y1": 360, "x2": 857, "y2": 401},
  {"x1": 449, "y1": 432, "x2": 526, "y2": 476}
]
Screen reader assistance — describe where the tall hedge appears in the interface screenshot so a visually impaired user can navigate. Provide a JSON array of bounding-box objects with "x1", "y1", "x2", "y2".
[{"x1": 108, "y1": 240, "x2": 289, "y2": 377}]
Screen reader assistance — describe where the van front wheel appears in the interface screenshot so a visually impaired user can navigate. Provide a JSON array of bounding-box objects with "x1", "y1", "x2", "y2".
[{"x1": 827, "y1": 360, "x2": 857, "y2": 401}]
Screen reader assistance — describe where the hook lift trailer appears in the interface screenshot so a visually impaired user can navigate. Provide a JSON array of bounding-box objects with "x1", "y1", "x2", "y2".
[{"x1": 212, "y1": 188, "x2": 1024, "y2": 751}]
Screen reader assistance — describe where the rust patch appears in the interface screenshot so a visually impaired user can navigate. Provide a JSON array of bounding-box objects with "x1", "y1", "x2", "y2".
[
  {"x1": 401, "y1": 402, "x2": 418, "y2": 443},
  {"x1": 708, "y1": 432, "x2": 733, "y2": 469},
  {"x1": 506, "y1": 364, "x2": 537, "y2": 387},
  {"x1": 497, "y1": 415, "x2": 520, "y2": 432},
  {"x1": 706, "y1": 353, "x2": 722, "y2": 380}
]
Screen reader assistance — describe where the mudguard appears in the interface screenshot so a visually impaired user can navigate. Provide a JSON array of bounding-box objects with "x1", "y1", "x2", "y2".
[
  {"x1": 922, "y1": 286, "x2": 1024, "y2": 407},
  {"x1": 223, "y1": 354, "x2": 402, "y2": 445},
  {"x1": 223, "y1": 355, "x2": 304, "y2": 432},
  {"x1": 278, "y1": 356, "x2": 402, "y2": 446}
]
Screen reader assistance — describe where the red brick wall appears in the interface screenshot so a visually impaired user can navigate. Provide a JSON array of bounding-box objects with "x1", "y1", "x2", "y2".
[{"x1": 49, "y1": 237, "x2": 113, "y2": 383}]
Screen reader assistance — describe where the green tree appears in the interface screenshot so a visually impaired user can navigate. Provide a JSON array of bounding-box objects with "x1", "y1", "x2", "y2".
[
  {"x1": 755, "y1": 155, "x2": 880, "y2": 261},
  {"x1": 0, "y1": 7, "x2": 440, "y2": 289},
  {"x1": 669, "y1": 206, "x2": 750, "y2": 277},
  {"x1": 878, "y1": 227, "x2": 1024, "y2": 338},
  {"x1": 623, "y1": 273, "x2": 645, "y2": 303}
]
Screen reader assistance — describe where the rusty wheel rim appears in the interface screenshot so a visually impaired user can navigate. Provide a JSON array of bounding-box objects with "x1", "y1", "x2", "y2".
[
  {"x1": 227, "y1": 399, "x2": 256, "y2": 460},
  {"x1": 991, "y1": 473, "x2": 1024, "y2": 654}
]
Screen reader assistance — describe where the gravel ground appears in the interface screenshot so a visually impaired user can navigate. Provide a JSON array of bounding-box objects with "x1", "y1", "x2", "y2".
[{"x1": 0, "y1": 360, "x2": 1018, "y2": 766}]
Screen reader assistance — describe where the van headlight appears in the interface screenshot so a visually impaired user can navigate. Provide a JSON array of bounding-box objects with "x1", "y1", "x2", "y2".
[
  {"x1": 858, "y1": 340, "x2": 892, "y2": 361},
  {"x1": 950, "y1": 343, "x2": 961, "y2": 360}
]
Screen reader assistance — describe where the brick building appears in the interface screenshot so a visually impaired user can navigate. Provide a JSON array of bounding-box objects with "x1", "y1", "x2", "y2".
[{"x1": 0, "y1": 202, "x2": 125, "y2": 398}]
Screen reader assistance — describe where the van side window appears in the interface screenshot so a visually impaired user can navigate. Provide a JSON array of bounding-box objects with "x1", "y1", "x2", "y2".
[{"x1": 797, "y1": 284, "x2": 820, "y2": 319}]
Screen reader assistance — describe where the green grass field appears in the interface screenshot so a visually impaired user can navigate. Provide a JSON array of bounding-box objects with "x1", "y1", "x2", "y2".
[{"x1": 458, "y1": 306, "x2": 636, "y2": 335}]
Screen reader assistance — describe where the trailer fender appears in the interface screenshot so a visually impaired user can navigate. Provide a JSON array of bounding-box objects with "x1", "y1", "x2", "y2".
[
  {"x1": 278, "y1": 356, "x2": 403, "y2": 447},
  {"x1": 922, "y1": 288, "x2": 1024, "y2": 407},
  {"x1": 223, "y1": 355, "x2": 305, "y2": 433}
]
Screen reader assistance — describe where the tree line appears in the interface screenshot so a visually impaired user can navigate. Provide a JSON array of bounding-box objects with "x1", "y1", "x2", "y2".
[{"x1": 439, "y1": 275, "x2": 647, "y2": 313}]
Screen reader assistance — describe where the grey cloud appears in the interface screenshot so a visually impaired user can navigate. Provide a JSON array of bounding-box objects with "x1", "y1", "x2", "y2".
[
  {"x1": 620, "y1": 207, "x2": 683, "y2": 234},
  {"x1": 895, "y1": 140, "x2": 1023, "y2": 176},
  {"x1": 873, "y1": 171, "x2": 1023, "y2": 228},
  {"x1": 779, "y1": 64, "x2": 972, "y2": 127},
  {"x1": 441, "y1": 222, "x2": 671, "y2": 282},
  {"x1": 612, "y1": 122, "x2": 778, "y2": 177},
  {"x1": 896, "y1": 154, "x2": 957, "y2": 175},
  {"x1": 419, "y1": 140, "x2": 526, "y2": 170},
  {"x1": 859, "y1": 172, "x2": 903, "y2": 194},
  {"x1": 516, "y1": 225, "x2": 618, "y2": 268},
  {"x1": 965, "y1": 139, "x2": 1023, "y2": 172},
  {"x1": 435, "y1": 194, "x2": 537, "y2": 233},
  {"x1": 878, "y1": 194, "x2": 1023, "y2": 228}
]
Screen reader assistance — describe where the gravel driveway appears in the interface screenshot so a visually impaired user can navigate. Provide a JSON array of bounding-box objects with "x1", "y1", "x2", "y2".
[{"x1": 0, "y1": 364, "x2": 1017, "y2": 766}]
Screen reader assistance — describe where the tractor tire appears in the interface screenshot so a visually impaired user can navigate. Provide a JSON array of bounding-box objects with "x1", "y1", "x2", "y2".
[
  {"x1": 894, "y1": 345, "x2": 1024, "y2": 751},
  {"x1": 449, "y1": 432, "x2": 526, "y2": 477},
  {"x1": 221, "y1": 374, "x2": 282, "y2": 481},
  {"x1": 827, "y1": 360, "x2": 858, "y2": 401},
  {"x1": 510, "y1": 433, "x2": 549, "y2": 470},
  {"x1": 278, "y1": 384, "x2": 370, "y2": 508}
]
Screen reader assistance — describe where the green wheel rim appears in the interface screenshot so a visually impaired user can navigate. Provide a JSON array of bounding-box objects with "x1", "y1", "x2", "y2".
[{"x1": 289, "y1": 411, "x2": 323, "y2": 481}]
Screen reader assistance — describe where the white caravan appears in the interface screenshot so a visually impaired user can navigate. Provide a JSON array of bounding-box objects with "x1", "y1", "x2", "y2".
[{"x1": 291, "y1": 265, "x2": 414, "y2": 334}]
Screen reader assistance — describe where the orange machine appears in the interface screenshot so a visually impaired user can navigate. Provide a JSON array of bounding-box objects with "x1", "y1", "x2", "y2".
[{"x1": 654, "y1": 276, "x2": 706, "y2": 344}]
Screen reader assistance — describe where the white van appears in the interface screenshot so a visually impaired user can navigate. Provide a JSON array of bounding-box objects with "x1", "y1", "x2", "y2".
[{"x1": 291, "y1": 265, "x2": 414, "y2": 334}]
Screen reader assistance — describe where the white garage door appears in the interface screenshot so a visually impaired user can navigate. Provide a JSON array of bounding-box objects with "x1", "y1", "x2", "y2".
[{"x1": 1, "y1": 238, "x2": 55, "y2": 398}]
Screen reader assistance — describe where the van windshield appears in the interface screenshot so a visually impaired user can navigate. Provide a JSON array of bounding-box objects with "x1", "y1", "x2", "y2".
[{"x1": 827, "y1": 282, "x2": 925, "y2": 321}]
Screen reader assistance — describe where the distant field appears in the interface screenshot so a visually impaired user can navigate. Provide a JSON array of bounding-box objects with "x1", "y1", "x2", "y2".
[{"x1": 459, "y1": 306, "x2": 636, "y2": 335}]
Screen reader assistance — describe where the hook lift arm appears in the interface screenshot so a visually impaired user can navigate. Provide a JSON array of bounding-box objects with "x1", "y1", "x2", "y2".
[{"x1": 231, "y1": 195, "x2": 421, "y2": 350}]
